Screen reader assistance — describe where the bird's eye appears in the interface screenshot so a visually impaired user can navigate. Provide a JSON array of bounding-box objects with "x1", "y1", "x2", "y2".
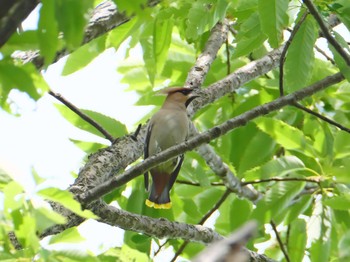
[{"x1": 179, "y1": 89, "x2": 193, "y2": 95}]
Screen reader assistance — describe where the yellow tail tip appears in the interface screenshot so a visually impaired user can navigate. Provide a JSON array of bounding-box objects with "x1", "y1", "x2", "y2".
[{"x1": 145, "y1": 199, "x2": 172, "y2": 209}]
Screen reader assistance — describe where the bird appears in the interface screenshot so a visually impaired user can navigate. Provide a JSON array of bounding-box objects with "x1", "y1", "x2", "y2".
[{"x1": 144, "y1": 87, "x2": 198, "y2": 209}]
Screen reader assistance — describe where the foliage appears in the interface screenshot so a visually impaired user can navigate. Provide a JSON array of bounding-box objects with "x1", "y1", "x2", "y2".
[{"x1": 1, "y1": 0, "x2": 350, "y2": 261}]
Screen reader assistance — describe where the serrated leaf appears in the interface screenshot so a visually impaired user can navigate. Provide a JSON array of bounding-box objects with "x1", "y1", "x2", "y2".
[
  {"x1": 140, "y1": 22, "x2": 156, "y2": 86},
  {"x1": 154, "y1": 14, "x2": 173, "y2": 73},
  {"x1": 113, "y1": 0, "x2": 148, "y2": 16},
  {"x1": 186, "y1": 0, "x2": 211, "y2": 41},
  {"x1": 285, "y1": 15, "x2": 318, "y2": 92},
  {"x1": 335, "y1": 0, "x2": 350, "y2": 31},
  {"x1": 0, "y1": 167, "x2": 13, "y2": 190},
  {"x1": 55, "y1": 0, "x2": 94, "y2": 49},
  {"x1": 234, "y1": 13, "x2": 266, "y2": 58},
  {"x1": 38, "y1": 0, "x2": 59, "y2": 65},
  {"x1": 285, "y1": 194, "x2": 313, "y2": 224},
  {"x1": 0, "y1": 62, "x2": 48, "y2": 110},
  {"x1": 106, "y1": 17, "x2": 140, "y2": 50},
  {"x1": 323, "y1": 195, "x2": 350, "y2": 210},
  {"x1": 62, "y1": 35, "x2": 106, "y2": 75},
  {"x1": 309, "y1": 197, "x2": 332, "y2": 262},
  {"x1": 55, "y1": 104, "x2": 127, "y2": 139},
  {"x1": 266, "y1": 181, "x2": 305, "y2": 218},
  {"x1": 329, "y1": 31, "x2": 350, "y2": 82},
  {"x1": 37, "y1": 187, "x2": 97, "y2": 219},
  {"x1": 33, "y1": 206, "x2": 66, "y2": 233},
  {"x1": 339, "y1": 230, "x2": 350, "y2": 260},
  {"x1": 243, "y1": 156, "x2": 305, "y2": 180},
  {"x1": 258, "y1": 0, "x2": 289, "y2": 48},
  {"x1": 237, "y1": 129, "x2": 275, "y2": 176},
  {"x1": 288, "y1": 219, "x2": 307, "y2": 262},
  {"x1": 334, "y1": 131, "x2": 350, "y2": 158},
  {"x1": 70, "y1": 139, "x2": 106, "y2": 154},
  {"x1": 255, "y1": 117, "x2": 315, "y2": 157},
  {"x1": 49, "y1": 227, "x2": 85, "y2": 244}
]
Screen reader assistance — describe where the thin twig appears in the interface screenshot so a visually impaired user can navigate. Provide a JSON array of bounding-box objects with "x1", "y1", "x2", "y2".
[
  {"x1": 49, "y1": 90, "x2": 115, "y2": 142},
  {"x1": 279, "y1": 11, "x2": 309, "y2": 96},
  {"x1": 293, "y1": 102, "x2": 350, "y2": 133},
  {"x1": 270, "y1": 220, "x2": 290, "y2": 262},
  {"x1": 176, "y1": 180, "x2": 224, "y2": 187},
  {"x1": 226, "y1": 38, "x2": 231, "y2": 75},
  {"x1": 241, "y1": 176, "x2": 321, "y2": 186},
  {"x1": 303, "y1": 0, "x2": 350, "y2": 66},
  {"x1": 170, "y1": 189, "x2": 231, "y2": 262},
  {"x1": 314, "y1": 45, "x2": 335, "y2": 64},
  {"x1": 130, "y1": 124, "x2": 142, "y2": 141}
]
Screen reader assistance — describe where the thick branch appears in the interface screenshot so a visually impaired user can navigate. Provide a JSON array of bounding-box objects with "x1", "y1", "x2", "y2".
[
  {"x1": 93, "y1": 201, "x2": 223, "y2": 244},
  {"x1": 0, "y1": 0, "x2": 39, "y2": 48},
  {"x1": 13, "y1": 1, "x2": 129, "y2": 69},
  {"x1": 185, "y1": 20, "x2": 229, "y2": 89},
  {"x1": 78, "y1": 72, "x2": 344, "y2": 204}
]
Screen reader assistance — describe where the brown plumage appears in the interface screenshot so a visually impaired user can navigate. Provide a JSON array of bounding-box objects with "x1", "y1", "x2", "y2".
[{"x1": 144, "y1": 87, "x2": 198, "y2": 209}]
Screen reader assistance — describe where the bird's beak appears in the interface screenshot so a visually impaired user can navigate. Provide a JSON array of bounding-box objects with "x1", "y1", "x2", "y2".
[{"x1": 185, "y1": 94, "x2": 199, "y2": 108}]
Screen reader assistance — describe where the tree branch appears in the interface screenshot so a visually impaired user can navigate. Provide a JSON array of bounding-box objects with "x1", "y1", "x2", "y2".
[
  {"x1": 241, "y1": 176, "x2": 321, "y2": 186},
  {"x1": 78, "y1": 72, "x2": 344, "y2": 205},
  {"x1": 49, "y1": 90, "x2": 115, "y2": 142},
  {"x1": 92, "y1": 201, "x2": 223, "y2": 244},
  {"x1": 303, "y1": 0, "x2": 350, "y2": 66},
  {"x1": 0, "y1": 0, "x2": 39, "y2": 48},
  {"x1": 13, "y1": 1, "x2": 129, "y2": 69},
  {"x1": 185, "y1": 20, "x2": 229, "y2": 89},
  {"x1": 270, "y1": 220, "x2": 290, "y2": 262},
  {"x1": 170, "y1": 189, "x2": 231, "y2": 261},
  {"x1": 293, "y1": 102, "x2": 350, "y2": 134}
]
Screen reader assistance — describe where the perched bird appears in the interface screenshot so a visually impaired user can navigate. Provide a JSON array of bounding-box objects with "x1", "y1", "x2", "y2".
[{"x1": 144, "y1": 87, "x2": 198, "y2": 209}]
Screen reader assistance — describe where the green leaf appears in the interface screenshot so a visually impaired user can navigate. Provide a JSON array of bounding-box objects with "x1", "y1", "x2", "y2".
[
  {"x1": 285, "y1": 15, "x2": 318, "y2": 92},
  {"x1": 62, "y1": 35, "x2": 106, "y2": 75},
  {"x1": 339, "y1": 230, "x2": 350, "y2": 261},
  {"x1": 258, "y1": 0, "x2": 289, "y2": 48},
  {"x1": 0, "y1": 167, "x2": 13, "y2": 190},
  {"x1": 329, "y1": 31, "x2": 350, "y2": 82},
  {"x1": 255, "y1": 117, "x2": 315, "y2": 157},
  {"x1": 154, "y1": 13, "x2": 173, "y2": 73},
  {"x1": 334, "y1": 131, "x2": 350, "y2": 159},
  {"x1": 106, "y1": 17, "x2": 141, "y2": 50},
  {"x1": 267, "y1": 181, "x2": 305, "y2": 219},
  {"x1": 334, "y1": 0, "x2": 350, "y2": 31},
  {"x1": 55, "y1": 104, "x2": 127, "y2": 139},
  {"x1": 186, "y1": 0, "x2": 212, "y2": 41},
  {"x1": 285, "y1": 194, "x2": 313, "y2": 224},
  {"x1": 0, "y1": 62, "x2": 48, "y2": 110},
  {"x1": 252, "y1": 181, "x2": 305, "y2": 223},
  {"x1": 288, "y1": 219, "x2": 307, "y2": 262},
  {"x1": 55, "y1": 0, "x2": 94, "y2": 49},
  {"x1": 243, "y1": 156, "x2": 305, "y2": 180},
  {"x1": 113, "y1": 0, "x2": 148, "y2": 16},
  {"x1": 309, "y1": 198, "x2": 332, "y2": 262},
  {"x1": 70, "y1": 139, "x2": 106, "y2": 154},
  {"x1": 3, "y1": 30, "x2": 39, "y2": 53},
  {"x1": 323, "y1": 195, "x2": 350, "y2": 210},
  {"x1": 37, "y1": 187, "x2": 97, "y2": 219},
  {"x1": 49, "y1": 227, "x2": 85, "y2": 244},
  {"x1": 233, "y1": 13, "x2": 266, "y2": 58},
  {"x1": 140, "y1": 22, "x2": 156, "y2": 86},
  {"x1": 38, "y1": 0, "x2": 59, "y2": 65},
  {"x1": 32, "y1": 206, "x2": 66, "y2": 233}
]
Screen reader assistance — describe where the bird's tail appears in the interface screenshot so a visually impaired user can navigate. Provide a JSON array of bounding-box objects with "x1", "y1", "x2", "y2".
[{"x1": 145, "y1": 183, "x2": 172, "y2": 209}]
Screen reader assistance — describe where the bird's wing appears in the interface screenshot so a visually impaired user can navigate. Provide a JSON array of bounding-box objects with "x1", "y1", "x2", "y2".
[
  {"x1": 168, "y1": 154, "x2": 184, "y2": 190},
  {"x1": 144, "y1": 122, "x2": 153, "y2": 191}
]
